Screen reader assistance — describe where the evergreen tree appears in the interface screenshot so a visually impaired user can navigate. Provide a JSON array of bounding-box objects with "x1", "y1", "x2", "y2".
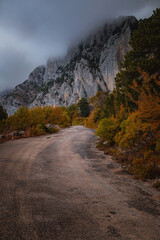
[
  {"x1": 78, "y1": 98, "x2": 90, "y2": 117},
  {"x1": 0, "y1": 105, "x2": 8, "y2": 121},
  {"x1": 115, "y1": 8, "x2": 160, "y2": 111}
]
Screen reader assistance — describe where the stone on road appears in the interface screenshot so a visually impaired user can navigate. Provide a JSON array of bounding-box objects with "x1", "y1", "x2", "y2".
[{"x1": 0, "y1": 126, "x2": 160, "y2": 240}]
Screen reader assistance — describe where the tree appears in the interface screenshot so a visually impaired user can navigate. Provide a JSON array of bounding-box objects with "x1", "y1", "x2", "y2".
[
  {"x1": 89, "y1": 92, "x2": 108, "y2": 124},
  {"x1": 89, "y1": 91, "x2": 108, "y2": 109},
  {"x1": 115, "y1": 8, "x2": 160, "y2": 111},
  {"x1": 78, "y1": 98, "x2": 90, "y2": 117},
  {"x1": 0, "y1": 105, "x2": 8, "y2": 121},
  {"x1": 13, "y1": 106, "x2": 30, "y2": 130},
  {"x1": 66, "y1": 104, "x2": 79, "y2": 124}
]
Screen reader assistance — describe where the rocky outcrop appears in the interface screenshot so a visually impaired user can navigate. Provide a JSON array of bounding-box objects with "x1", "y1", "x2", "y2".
[
  {"x1": 0, "y1": 16, "x2": 138, "y2": 115},
  {"x1": 0, "y1": 66, "x2": 45, "y2": 114}
]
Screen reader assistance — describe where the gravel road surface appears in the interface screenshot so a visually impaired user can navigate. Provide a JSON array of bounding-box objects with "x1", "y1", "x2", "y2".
[{"x1": 0, "y1": 126, "x2": 160, "y2": 240}]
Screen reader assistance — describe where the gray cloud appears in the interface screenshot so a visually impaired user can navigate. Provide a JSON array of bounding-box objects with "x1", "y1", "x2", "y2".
[
  {"x1": 0, "y1": 48, "x2": 33, "y2": 90},
  {"x1": 0, "y1": 0, "x2": 159, "y2": 91}
]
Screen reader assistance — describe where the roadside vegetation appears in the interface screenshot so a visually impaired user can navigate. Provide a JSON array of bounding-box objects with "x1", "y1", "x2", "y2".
[
  {"x1": 0, "y1": 9, "x2": 159, "y2": 180},
  {"x1": 0, "y1": 97, "x2": 90, "y2": 140},
  {"x1": 0, "y1": 106, "x2": 69, "y2": 138},
  {"x1": 87, "y1": 9, "x2": 160, "y2": 180}
]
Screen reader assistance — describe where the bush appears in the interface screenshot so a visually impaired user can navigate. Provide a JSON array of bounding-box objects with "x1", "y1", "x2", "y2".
[
  {"x1": 61, "y1": 112, "x2": 70, "y2": 127},
  {"x1": 131, "y1": 150, "x2": 160, "y2": 179},
  {"x1": 86, "y1": 111, "x2": 97, "y2": 129},
  {"x1": 155, "y1": 138, "x2": 160, "y2": 153},
  {"x1": 0, "y1": 119, "x2": 6, "y2": 133},
  {"x1": 132, "y1": 157, "x2": 152, "y2": 179},
  {"x1": 115, "y1": 112, "x2": 151, "y2": 149},
  {"x1": 96, "y1": 118, "x2": 119, "y2": 145},
  {"x1": 13, "y1": 106, "x2": 30, "y2": 131},
  {"x1": 66, "y1": 104, "x2": 79, "y2": 124},
  {"x1": 35, "y1": 124, "x2": 46, "y2": 136},
  {"x1": 0, "y1": 105, "x2": 72, "y2": 135},
  {"x1": 72, "y1": 117, "x2": 86, "y2": 126}
]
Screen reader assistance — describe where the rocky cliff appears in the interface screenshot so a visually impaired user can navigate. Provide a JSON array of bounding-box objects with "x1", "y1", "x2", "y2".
[{"x1": 0, "y1": 16, "x2": 137, "y2": 115}]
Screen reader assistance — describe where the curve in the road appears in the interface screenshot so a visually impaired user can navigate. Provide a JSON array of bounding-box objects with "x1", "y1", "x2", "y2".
[{"x1": 0, "y1": 126, "x2": 160, "y2": 240}]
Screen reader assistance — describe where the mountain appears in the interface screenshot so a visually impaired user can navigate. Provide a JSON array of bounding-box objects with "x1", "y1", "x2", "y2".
[{"x1": 0, "y1": 16, "x2": 138, "y2": 115}]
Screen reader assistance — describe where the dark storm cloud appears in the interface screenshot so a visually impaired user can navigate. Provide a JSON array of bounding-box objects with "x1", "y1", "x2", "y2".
[{"x1": 0, "y1": 0, "x2": 159, "y2": 91}]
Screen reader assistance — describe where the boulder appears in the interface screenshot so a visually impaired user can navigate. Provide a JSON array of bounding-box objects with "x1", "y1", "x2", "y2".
[
  {"x1": 54, "y1": 125, "x2": 60, "y2": 129},
  {"x1": 45, "y1": 123, "x2": 55, "y2": 129},
  {"x1": 12, "y1": 131, "x2": 19, "y2": 136},
  {"x1": 18, "y1": 131, "x2": 25, "y2": 136},
  {"x1": 12, "y1": 131, "x2": 25, "y2": 136}
]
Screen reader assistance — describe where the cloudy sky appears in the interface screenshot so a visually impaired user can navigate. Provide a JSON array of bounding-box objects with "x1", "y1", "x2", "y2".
[{"x1": 0, "y1": 0, "x2": 159, "y2": 91}]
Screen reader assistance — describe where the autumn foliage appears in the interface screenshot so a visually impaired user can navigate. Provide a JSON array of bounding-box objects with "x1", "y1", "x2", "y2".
[
  {"x1": 0, "y1": 106, "x2": 71, "y2": 137},
  {"x1": 95, "y1": 9, "x2": 160, "y2": 179}
]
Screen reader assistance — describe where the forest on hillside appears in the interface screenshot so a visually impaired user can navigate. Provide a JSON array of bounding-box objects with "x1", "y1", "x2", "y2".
[{"x1": 0, "y1": 9, "x2": 160, "y2": 180}]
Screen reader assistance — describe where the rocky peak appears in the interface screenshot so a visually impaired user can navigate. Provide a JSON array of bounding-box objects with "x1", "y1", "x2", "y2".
[
  {"x1": 0, "y1": 16, "x2": 138, "y2": 115},
  {"x1": 28, "y1": 66, "x2": 46, "y2": 84}
]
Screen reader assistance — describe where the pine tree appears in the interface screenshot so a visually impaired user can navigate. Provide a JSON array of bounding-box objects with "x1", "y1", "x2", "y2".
[
  {"x1": 78, "y1": 98, "x2": 90, "y2": 117},
  {"x1": 115, "y1": 8, "x2": 160, "y2": 111},
  {"x1": 0, "y1": 105, "x2": 8, "y2": 121}
]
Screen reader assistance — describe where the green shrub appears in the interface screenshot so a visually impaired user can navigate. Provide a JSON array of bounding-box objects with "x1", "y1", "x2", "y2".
[
  {"x1": 115, "y1": 112, "x2": 150, "y2": 149},
  {"x1": 96, "y1": 118, "x2": 119, "y2": 145},
  {"x1": 72, "y1": 117, "x2": 85, "y2": 126},
  {"x1": 35, "y1": 124, "x2": 46, "y2": 136}
]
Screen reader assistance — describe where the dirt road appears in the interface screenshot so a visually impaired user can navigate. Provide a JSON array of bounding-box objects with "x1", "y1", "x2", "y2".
[{"x1": 0, "y1": 126, "x2": 160, "y2": 240}]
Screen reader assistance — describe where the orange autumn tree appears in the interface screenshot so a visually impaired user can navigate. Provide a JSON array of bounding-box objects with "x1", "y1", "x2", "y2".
[
  {"x1": 116, "y1": 71, "x2": 160, "y2": 149},
  {"x1": 129, "y1": 71, "x2": 160, "y2": 122},
  {"x1": 129, "y1": 71, "x2": 160, "y2": 135},
  {"x1": 131, "y1": 71, "x2": 160, "y2": 150},
  {"x1": 112, "y1": 71, "x2": 160, "y2": 178}
]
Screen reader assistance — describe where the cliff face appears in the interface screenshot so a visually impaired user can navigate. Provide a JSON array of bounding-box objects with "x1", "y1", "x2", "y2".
[{"x1": 0, "y1": 16, "x2": 137, "y2": 115}]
